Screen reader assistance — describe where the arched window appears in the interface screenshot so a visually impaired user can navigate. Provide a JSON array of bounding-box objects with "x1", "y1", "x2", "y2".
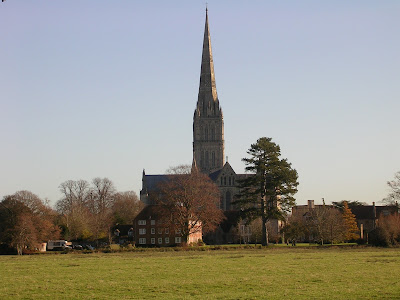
[
  {"x1": 205, "y1": 151, "x2": 209, "y2": 166},
  {"x1": 204, "y1": 126, "x2": 209, "y2": 140},
  {"x1": 211, "y1": 126, "x2": 215, "y2": 140},
  {"x1": 201, "y1": 151, "x2": 204, "y2": 168},
  {"x1": 223, "y1": 177, "x2": 226, "y2": 186},
  {"x1": 212, "y1": 152, "x2": 215, "y2": 167},
  {"x1": 226, "y1": 191, "x2": 232, "y2": 211},
  {"x1": 228, "y1": 177, "x2": 231, "y2": 186}
]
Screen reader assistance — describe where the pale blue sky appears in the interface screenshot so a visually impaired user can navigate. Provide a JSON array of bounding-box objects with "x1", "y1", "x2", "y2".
[{"x1": 1, "y1": 1, "x2": 399, "y2": 206}]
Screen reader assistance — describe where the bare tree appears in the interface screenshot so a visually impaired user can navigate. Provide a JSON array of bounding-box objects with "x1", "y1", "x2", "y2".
[
  {"x1": 156, "y1": 165, "x2": 224, "y2": 244},
  {"x1": 307, "y1": 204, "x2": 345, "y2": 245},
  {"x1": 383, "y1": 171, "x2": 400, "y2": 205},
  {"x1": 112, "y1": 191, "x2": 144, "y2": 225},
  {"x1": 89, "y1": 178, "x2": 116, "y2": 242},
  {"x1": 56, "y1": 180, "x2": 91, "y2": 240},
  {"x1": 91, "y1": 177, "x2": 115, "y2": 214},
  {"x1": 377, "y1": 213, "x2": 400, "y2": 245},
  {"x1": 57, "y1": 180, "x2": 90, "y2": 214}
]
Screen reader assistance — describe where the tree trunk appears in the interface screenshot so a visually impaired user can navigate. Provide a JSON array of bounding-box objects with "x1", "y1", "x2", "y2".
[{"x1": 262, "y1": 217, "x2": 268, "y2": 246}]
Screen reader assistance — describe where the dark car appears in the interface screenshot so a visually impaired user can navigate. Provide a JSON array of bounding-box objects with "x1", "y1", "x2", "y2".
[{"x1": 83, "y1": 245, "x2": 95, "y2": 250}]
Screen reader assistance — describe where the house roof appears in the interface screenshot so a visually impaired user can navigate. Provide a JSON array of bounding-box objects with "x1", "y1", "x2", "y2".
[
  {"x1": 350, "y1": 205, "x2": 398, "y2": 220},
  {"x1": 143, "y1": 175, "x2": 170, "y2": 192},
  {"x1": 209, "y1": 169, "x2": 222, "y2": 181},
  {"x1": 134, "y1": 204, "x2": 165, "y2": 221}
]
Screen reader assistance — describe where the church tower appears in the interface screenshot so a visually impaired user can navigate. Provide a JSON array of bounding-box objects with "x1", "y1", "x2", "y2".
[{"x1": 193, "y1": 9, "x2": 225, "y2": 174}]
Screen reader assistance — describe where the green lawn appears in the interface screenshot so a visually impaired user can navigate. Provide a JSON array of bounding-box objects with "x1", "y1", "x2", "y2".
[{"x1": 0, "y1": 247, "x2": 399, "y2": 299}]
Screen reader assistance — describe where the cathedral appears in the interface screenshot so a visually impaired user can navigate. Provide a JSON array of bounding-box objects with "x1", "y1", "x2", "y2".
[
  {"x1": 138, "y1": 9, "x2": 283, "y2": 244},
  {"x1": 140, "y1": 9, "x2": 245, "y2": 212}
]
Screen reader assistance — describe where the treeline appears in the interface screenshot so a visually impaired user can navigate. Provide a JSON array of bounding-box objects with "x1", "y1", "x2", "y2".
[
  {"x1": 0, "y1": 178, "x2": 143, "y2": 254},
  {"x1": 282, "y1": 201, "x2": 359, "y2": 245},
  {"x1": 282, "y1": 201, "x2": 400, "y2": 246}
]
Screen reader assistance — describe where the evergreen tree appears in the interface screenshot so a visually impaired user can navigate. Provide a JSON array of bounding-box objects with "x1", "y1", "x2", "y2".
[
  {"x1": 342, "y1": 201, "x2": 359, "y2": 241},
  {"x1": 236, "y1": 137, "x2": 299, "y2": 246}
]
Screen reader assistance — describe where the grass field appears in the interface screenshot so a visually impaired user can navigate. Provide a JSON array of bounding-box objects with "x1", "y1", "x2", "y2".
[{"x1": 0, "y1": 247, "x2": 399, "y2": 299}]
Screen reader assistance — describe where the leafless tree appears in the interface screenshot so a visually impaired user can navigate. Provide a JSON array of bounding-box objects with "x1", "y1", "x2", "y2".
[
  {"x1": 377, "y1": 213, "x2": 400, "y2": 245},
  {"x1": 112, "y1": 191, "x2": 144, "y2": 225},
  {"x1": 307, "y1": 204, "x2": 345, "y2": 245},
  {"x1": 155, "y1": 165, "x2": 224, "y2": 244},
  {"x1": 383, "y1": 171, "x2": 400, "y2": 205},
  {"x1": 88, "y1": 178, "x2": 116, "y2": 242},
  {"x1": 56, "y1": 180, "x2": 92, "y2": 240}
]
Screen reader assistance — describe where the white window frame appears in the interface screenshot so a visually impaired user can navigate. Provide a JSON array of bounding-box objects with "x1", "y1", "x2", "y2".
[
  {"x1": 151, "y1": 220, "x2": 156, "y2": 225},
  {"x1": 158, "y1": 228, "x2": 163, "y2": 234},
  {"x1": 139, "y1": 228, "x2": 146, "y2": 235},
  {"x1": 138, "y1": 220, "x2": 146, "y2": 225},
  {"x1": 158, "y1": 238, "x2": 163, "y2": 244},
  {"x1": 165, "y1": 237, "x2": 169, "y2": 244},
  {"x1": 165, "y1": 228, "x2": 169, "y2": 234},
  {"x1": 175, "y1": 237, "x2": 181, "y2": 244},
  {"x1": 151, "y1": 238, "x2": 155, "y2": 245},
  {"x1": 175, "y1": 228, "x2": 181, "y2": 235},
  {"x1": 151, "y1": 228, "x2": 155, "y2": 234},
  {"x1": 139, "y1": 238, "x2": 146, "y2": 244}
]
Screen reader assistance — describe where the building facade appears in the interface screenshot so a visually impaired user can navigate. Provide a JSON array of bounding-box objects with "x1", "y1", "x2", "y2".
[
  {"x1": 139, "y1": 10, "x2": 281, "y2": 244},
  {"x1": 193, "y1": 9, "x2": 225, "y2": 174}
]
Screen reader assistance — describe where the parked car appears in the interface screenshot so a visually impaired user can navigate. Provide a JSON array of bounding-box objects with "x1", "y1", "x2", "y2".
[
  {"x1": 83, "y1": 245, "x2": 95, "y2": 251},
  {"x1": 72, "y1": 245, "x2": 83, "y2": 250}
]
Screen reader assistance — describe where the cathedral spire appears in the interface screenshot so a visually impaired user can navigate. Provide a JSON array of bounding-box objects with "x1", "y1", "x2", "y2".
[
  {"x1": 193, "y1": 9, "x2": 225, "y2": 174},
  {"x1": 199, "y1": 8, "x2": 218, "y2": 101}
]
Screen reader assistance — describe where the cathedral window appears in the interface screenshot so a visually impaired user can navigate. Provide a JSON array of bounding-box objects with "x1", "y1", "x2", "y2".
[
  {"x1": 211, "y1": 126, "x2": 215, "y2": 140},
  {"x1": 226, "y1": 191, "x2": 232, "y2": 211},
  {"x1": 224, "y1": 177, "x2": 226, "y2": 186},
  {"x1": 232, "y1": 177, "x2": 235, "y2": 185},
  {"x1": 201, "y1": 151, "x2": 204, "y2": 167},
  {"x1": 205, "y1": 126, "x2": 208, "y2": 140},
  {"x1": 205, "y1": 151, "x2": 209, "y2": 166},
  {"x1": 228, "y1": 177, "x2": 231, "y2": 186},
  {"x1": 212, "y1": 152, "x2": 215, "y2": 167},
  {"x1": 220, "y1": 177, "x2": 223, "y2": 186}
]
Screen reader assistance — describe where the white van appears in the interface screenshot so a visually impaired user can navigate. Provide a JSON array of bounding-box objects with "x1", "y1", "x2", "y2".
[{"x1": 47, "y1": 240, "x2": 72, "y2": 251}]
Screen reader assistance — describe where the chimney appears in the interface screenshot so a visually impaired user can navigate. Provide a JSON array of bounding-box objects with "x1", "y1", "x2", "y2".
[
  {"x1": 308, "y1": 200, "x2": 315, "y2": 209},
  {"x1": 372, "y1": 201, "x2": 377, "y2": 229},
  {"x1": 373, "y1": 202, "x2": 376, "y2": 218}
]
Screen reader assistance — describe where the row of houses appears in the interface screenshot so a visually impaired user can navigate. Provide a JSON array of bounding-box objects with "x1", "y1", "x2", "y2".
[
  {"x1": 112, "y1": 200, "x2": 398, "y2": 247},
  {"x1": 292, "y1": 200, "x2": 399, "y2": 242}
]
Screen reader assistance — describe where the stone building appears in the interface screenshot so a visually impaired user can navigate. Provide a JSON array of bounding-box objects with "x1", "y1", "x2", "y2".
[
  {"x1": 140, "y1": 9, "x2": 244, "y2": 212},
  {"x1": 139, "y1": 9, "x2": 281, "y2": 244}
]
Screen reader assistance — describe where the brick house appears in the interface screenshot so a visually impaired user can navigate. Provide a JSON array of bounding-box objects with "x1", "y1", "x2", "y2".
[
  {"x1": 350, "y1": 202, "x2": 399, "y2": 240},
  {"x1": 132, "y1": 205, "x2": 202, "y2": 247}
]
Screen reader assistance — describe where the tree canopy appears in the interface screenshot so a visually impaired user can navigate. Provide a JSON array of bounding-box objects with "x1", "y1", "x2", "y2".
[
  {"x1": 236, "y1": 137, "x2": 299, "y2": 245},
  {"x1": 0, "y1": 191, "x2": 60, "y2": 254},
  {"x1": 155, "y1": 165, "x2": 224, "y2": 244}
]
